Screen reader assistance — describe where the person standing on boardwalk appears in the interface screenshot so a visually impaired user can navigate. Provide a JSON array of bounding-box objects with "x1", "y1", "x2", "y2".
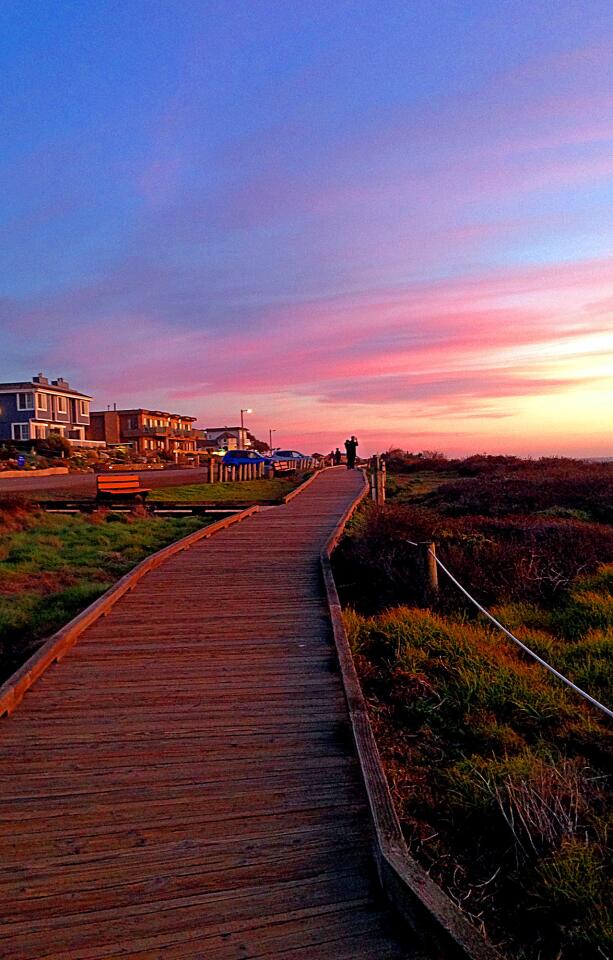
[
  {"x1": 344, "y1": 436, "x2": 358, "y2": 469},
  {"x1": 333, "y1": 447, "x2": 342, "y2": 465}
]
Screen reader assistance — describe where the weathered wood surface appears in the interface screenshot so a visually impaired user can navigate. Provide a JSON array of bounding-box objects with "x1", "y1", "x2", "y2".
[{"x1": 0, "y1": 468, "x2": 414, "y2": 959}]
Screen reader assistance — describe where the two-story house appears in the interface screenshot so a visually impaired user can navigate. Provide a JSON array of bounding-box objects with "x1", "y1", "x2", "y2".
[
  {"x1": 87, "y1": 408, "x2": 197, "y2": 457},
  {"x1": 201, "y1": 427, "x2": 252, "y2": 452},
  {"x1": 0, "y1": 374, "x2": 91, "y2": 443}
]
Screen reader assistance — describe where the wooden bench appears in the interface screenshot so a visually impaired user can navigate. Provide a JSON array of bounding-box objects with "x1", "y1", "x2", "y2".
[{"x1": 96, "y1": 474, "x2": 151, "y2": 505}]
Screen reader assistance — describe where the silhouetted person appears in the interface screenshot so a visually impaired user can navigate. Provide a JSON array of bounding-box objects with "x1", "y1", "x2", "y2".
[
  {"x1": 344, "y1": 436, "x2": 358, "y2": 469},
  {"x1": 333, "y1": 447, "x2": 342, "y2": 465}
]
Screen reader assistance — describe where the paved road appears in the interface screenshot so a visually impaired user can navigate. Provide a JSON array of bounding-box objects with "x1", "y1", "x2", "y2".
[
  {"x1": 0, "y1": 469, "x2": 414, "y2": 958},
  {"x1": 0, "y1": 468, "x2": 211, "y2": 499}
]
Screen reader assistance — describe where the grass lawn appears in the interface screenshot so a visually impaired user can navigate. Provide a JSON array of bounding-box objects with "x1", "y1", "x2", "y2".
[
  {"x1": 149, "y1": 475, "x2": 307, "y2": 503},
  {"x1": 0, "y1": 501, "x2": 210, "y2": 684}
]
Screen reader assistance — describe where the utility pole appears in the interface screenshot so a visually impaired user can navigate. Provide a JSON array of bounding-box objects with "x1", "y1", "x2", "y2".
[
  {"x1": 269, "y1": 428, "x2": 276, "y2": 452},
  {"x1": 240, "y1": 407, "x2": 252, "y2": 449}
]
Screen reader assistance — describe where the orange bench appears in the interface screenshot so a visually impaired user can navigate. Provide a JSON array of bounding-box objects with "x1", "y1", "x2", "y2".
[{"x1": 96, "y1": 474, "x2": 151, "y2": 504}]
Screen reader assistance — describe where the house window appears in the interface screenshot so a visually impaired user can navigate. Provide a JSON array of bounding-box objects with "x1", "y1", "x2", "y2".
[
  {"x1": 17, "y1": 393, "x2": 34, "y2": 410},
  {"x1": 56, "y1": 395, "x2": 67, "y2": 414},
  {"x1": 36, "y1": 393, "x2": 48, "y2": 411},
  {"x1": 33, "y1": 424, "x2": 47, "y2": 439},
  {"x1": 12, "y1": 423, "x2": 30, "y2": 440},
  {"x1": 79, "y1": 400, "x2": 88, "y2": 416}
]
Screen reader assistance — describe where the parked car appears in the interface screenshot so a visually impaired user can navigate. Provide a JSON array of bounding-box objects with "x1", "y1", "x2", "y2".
[
  {"x1": 269, "y1": 449, "x2": 313, "y2": 473},
  {"x1": 221, "y1": 449, "x2": 271, "y2": 466},
  {"x1": 270, "y1": 449, "x2": 308, "y2": 462}
]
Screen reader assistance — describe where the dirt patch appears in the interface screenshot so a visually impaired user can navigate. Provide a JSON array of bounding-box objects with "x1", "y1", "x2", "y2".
[
  {"x1": 0, "y1": 496, "x2": 39, "y2": 532},
  {"x1": 0, "y1": 570, "x2": 79, "y2": 596}
]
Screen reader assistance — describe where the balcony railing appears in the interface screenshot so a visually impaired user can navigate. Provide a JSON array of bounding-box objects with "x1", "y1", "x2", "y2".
[{"x1": 133, "y1": 426, "x2": 194, "y2": 435}]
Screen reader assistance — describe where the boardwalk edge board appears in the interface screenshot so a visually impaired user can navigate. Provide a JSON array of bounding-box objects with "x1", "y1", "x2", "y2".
[
  {"x1": 321, "y1": 474, "x2": 501, "y2": 960},
  {"x1": 0, "y1": 506, "x2": 260, "y2": 718}
]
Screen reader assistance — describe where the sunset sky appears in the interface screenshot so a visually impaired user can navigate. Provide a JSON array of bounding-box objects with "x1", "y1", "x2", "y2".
[{"x1": 1, "y1": 1, "x2": 612, "y2": 456}]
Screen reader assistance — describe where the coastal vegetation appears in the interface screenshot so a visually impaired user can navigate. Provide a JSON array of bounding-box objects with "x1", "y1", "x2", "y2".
[{"x1": 334, "y1": 454, "x2": 613, "y2": 959}]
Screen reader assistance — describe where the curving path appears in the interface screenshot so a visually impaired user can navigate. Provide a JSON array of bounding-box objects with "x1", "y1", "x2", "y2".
[{"x1": 0, "y1": 468, "x2": 416, "y2": 959}]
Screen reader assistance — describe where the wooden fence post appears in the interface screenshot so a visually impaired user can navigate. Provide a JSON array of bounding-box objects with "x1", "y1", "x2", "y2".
[
  {"x1": 370, "y1": 456, "x2": 378, "y2": 502},
  {"x1": 369, "y1": 455, "x2": 386, "y2": 504},
  {"x1": 417, "y1": 541, "x2": 439, "y2": 603},
  {"x1": 377, "y1": 458, "x2": 386, "y2": 504}
]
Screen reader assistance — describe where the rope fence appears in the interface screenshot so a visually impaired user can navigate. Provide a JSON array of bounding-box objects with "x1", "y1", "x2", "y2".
[{"x1": 405, "y1": 539, "x2": 613, "y2": 721}]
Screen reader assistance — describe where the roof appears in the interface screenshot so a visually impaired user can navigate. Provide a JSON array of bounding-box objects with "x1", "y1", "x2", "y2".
[
  {"x1": 0, "y1": 380, "x2": 92, "y2": 399},
  {"x1": 90, "y1": 408, "x2": 197, "y2": 421},
  {"x1": 205, "y1": 426, "x2": 242, "y2": 433}
]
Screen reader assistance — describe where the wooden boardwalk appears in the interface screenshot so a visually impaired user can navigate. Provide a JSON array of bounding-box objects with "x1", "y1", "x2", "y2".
[{"x1": 0, "y1": 469, "x2": 415, "y2": 959}]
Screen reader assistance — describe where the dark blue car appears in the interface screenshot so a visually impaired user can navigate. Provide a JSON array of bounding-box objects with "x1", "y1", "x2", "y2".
[{"x1": 221, "y1": 449, "x2": 271, "y2": 466}]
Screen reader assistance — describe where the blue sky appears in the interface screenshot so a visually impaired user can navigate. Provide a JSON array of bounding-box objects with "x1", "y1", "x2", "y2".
[{"x1": 2, "y1": 1, "x2": 612, "y2": 453}]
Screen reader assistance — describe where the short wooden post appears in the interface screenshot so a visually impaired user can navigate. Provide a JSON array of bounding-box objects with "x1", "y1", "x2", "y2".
[
  {"x1": 377, "y1": 458, "x2": 386, "y2": 504},
  {"x1": 370, "y1": 455, "x2": 378, "y2": 502},
  {"x1": 417, "y1": 541, "x2": 439, "y2": 602},
  {"x1": 209, "y1": 457, "x2": 216, "y2": 483}
]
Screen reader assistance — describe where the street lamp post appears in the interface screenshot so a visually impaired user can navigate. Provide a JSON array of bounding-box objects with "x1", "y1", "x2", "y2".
[
  {"x1": 240, "y1": 408, "x2": 252, "y2": 448},
  {"x1": 269, "y1": 428, "x2": 276, "y2": 453}
]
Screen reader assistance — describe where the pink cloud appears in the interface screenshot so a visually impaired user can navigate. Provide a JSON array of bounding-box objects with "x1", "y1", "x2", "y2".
[{"x1": 27, "y1": 253, "x2": 611, "y2": 443}]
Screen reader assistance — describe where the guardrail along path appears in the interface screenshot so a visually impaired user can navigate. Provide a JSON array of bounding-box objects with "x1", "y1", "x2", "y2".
[{"x1": 0, "y1": 469, "x2": 414, "y2": 959}]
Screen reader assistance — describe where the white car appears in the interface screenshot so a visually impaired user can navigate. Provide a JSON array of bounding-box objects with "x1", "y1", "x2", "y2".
[{"x1": 269, "y1": 450, "x2": 312, "y2": 472}]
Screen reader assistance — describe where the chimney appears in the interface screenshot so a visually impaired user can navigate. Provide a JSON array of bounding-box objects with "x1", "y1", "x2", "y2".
[
  {"x1": 113, "y1": 402, "x2": 117, "y2": 411},
  {"x1": 52, "y1": 377, "x2": 70, "y2": 389},
  {"x1": 33, "y1": 372, "x2": 49, "y2": 385}
]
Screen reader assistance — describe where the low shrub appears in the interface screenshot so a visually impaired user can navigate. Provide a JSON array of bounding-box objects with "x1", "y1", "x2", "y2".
[
  {"x1": 334, "y1": 501, "x2": 613, "y2": 611},
  {"x1": 339, "y1": 458, "x2": 613, "y2": 959}
]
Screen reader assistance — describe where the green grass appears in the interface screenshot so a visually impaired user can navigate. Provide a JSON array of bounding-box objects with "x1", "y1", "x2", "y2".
[
  {"x1": 0, "y1": 507, "x2": 211, "y2": 683},
  {"x1": 149, "y1": 476, "x2": 306, "y2": 503},
  {"x1": 344, "y1": 600, "x2": 613, "y2": 959}
]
